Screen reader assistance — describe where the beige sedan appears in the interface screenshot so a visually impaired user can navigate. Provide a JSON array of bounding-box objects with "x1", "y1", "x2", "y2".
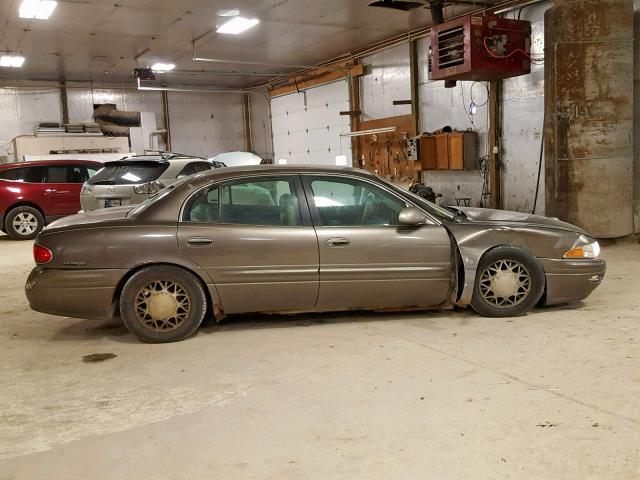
[{"x1": 26, "y1": 165, "x2": 605, "y2": 343}]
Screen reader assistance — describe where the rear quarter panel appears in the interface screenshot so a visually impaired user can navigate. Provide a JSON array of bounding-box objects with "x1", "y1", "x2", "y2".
[{"x1": 37, "y1": 223, "x2": 220, "y2": 302}]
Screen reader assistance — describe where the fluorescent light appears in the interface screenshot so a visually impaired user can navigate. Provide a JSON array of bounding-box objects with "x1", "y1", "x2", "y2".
[
  {"x1": 217, "y1": 17, "x2": 259, "y2": 35},
  {"x1": 19, "y1": 0, "x2": 57, "y2": 19},
  {"x1": 0, "y1": 55, "x2": 26, "y2": 67},
  {"x1": 218, "y1": 9, "x2": 239, "y2": 17},
  {"x1": 151, "y1": 63, "x2": 175, "y2": 72}
]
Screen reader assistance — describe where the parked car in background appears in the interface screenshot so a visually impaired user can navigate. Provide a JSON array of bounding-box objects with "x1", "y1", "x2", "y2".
[
  {"x1": 208, "y1": 151, "x2": 262, "y2": 167},
  {"x1": 0, "y1": 160, "x2": 101, "y2": 240},
  {"x1": 80, "y1": 153, "x2": 225, "y2": 211},
  {"x1": 26, "y1": 165, "x2": 605, "y2": 343}
]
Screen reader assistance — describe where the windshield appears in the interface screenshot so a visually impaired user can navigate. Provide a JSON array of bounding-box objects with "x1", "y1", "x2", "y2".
[
  {"x1": 380, "y1": 179, "x2": 457, "y2": 222},
  {"x1": 88, "y1": 162, "x2": 169, "y2": 185}
]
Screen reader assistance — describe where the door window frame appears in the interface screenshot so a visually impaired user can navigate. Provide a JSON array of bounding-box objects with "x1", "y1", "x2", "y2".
[
  {"x1": 179, "y1": 173, "x2": 313, "y2": 227},
  {"x1": 301, "y1": 173, "x2": 440, "y2": 228}
]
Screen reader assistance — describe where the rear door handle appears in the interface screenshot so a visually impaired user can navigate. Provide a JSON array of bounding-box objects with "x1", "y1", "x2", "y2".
[
  {"x1": 186, "y1": 236, "x2": 213, "y2": 246},
  {"x1": 325, "y1": 237, "x2": 351, "y2": 247}
]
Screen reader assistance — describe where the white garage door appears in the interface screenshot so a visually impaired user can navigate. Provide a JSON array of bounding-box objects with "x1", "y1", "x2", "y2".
[{"x1": 271, "y1": 80, "x2": 352, "y2": 166}]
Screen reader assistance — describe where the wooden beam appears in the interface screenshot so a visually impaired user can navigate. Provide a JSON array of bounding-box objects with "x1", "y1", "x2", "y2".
[
  {"x1": 409, "y1": 39, "x2": 420, "y2": 136},
  {"x1": 488, "y1": 80, "x2": 502, "y2": 209},
  {"x1": 242, "y1": 93, "x2": 252, "y2": 152},
  {"x1": 60, "y1": 81, "x2": 69, "y2": 125},
  {"x1": 161, "y1": 90, "x2": 172, "y2": 151},
  {"x1": 348, "y1": 75, "x2": 361, "y2": 168},
  {"x1": 269, "y1": 63, "x2": 365, "y2": 97}
]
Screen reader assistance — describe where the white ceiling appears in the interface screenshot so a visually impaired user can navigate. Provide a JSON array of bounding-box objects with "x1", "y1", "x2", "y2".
[{"x1": 0, "y1": 0, "x2": 497, "y2": 87}]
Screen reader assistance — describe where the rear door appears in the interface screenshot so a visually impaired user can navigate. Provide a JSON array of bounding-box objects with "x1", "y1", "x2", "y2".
[
  {"x1": 43, "y1": 164, "x2": 88, "y2": 215},
  {"x1": 302, "y1": 174, "x2": 453, "y2": 311},
  {"x1": 177, "y1": 174, "x2": 319, "y2": 314}
]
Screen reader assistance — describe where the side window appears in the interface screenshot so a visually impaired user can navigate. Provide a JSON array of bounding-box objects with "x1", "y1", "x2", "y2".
[
  {"x1": 86, "y1": 167, "x2": 99, "y2": 178},
  {"x1": 177, "y1": 162, "x2": 212, "y2": 179},
  {"x1": 308, "y1": 177, "x2": 407, "y2": 226},
  {"x1": 0, "y1": 166, "x2": 43, "y2": 183},
  {"x1": 45, "y1": 165, "x2": 85, "y2": 183},
  {"x1": 184, "y1": 185, "x2": 220, "y2": 223},
  {"x1": 183, "y1": 177, "x2": 302, "y2": 226}
]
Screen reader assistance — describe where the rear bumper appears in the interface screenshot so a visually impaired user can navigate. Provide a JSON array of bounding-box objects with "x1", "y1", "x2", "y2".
[
  {"x1": 80, "y1": 191, "x2": 147, "y2": 212},
  {"x1": 539, "y1": 258, "x2": 606, "y2": 306},
  {"x1": 25, "y1": 267, "x2": 127, "y2": 320}
]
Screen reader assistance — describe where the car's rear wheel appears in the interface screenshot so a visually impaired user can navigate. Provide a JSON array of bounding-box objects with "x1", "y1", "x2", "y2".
[
  {"x1": 120, "y1": 265, "x2": 207, "y2": 343},
  {"x1": 470, "y1": 246, "x2": 545, "y2": 317},
  {"x1": 4, "y1": 206, "x2": 44, "y2": 240}
]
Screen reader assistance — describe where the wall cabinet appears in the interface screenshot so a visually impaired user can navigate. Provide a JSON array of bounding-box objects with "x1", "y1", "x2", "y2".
[{"x1": 418, "y1": 131, "x2": 478, "y2": 171}]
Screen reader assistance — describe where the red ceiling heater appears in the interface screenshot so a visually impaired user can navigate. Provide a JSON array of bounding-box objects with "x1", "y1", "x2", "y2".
[{"x1": 430, "y1": 14, "x2": 532, "y2": 82}]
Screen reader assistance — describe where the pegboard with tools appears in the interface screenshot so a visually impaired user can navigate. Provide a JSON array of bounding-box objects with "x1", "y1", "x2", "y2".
[{"x1": 355, "y1": 114, "x2": 417, "y2": 183}]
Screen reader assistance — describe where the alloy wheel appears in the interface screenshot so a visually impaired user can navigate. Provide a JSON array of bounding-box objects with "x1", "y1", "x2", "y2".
[
  {"x1": 134, "y1": 279, "x2": 191, "y2": 332},
  {"x1": 12, "y1": 212, "x2": 39, "y2": 236},
  {"x1": 478, "y1": 259, "x2": 532, "y2": 308}
]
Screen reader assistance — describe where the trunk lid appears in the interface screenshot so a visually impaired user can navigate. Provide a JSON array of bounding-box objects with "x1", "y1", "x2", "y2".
[{"x1": 42, "y1": 206, "x2": 134, "y2": 233}]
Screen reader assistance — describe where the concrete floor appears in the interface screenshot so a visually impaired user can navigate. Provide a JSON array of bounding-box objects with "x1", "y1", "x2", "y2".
[{"x1": 0, "y1": 233, "x2": 639, "y2": 479}]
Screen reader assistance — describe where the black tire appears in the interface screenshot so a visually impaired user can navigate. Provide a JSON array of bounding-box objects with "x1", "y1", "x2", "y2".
[
  {"x1": 119, "y1": 265, "x2": 208, "y2": 343},
  {"x1": 470, "y1": 245, "x2": 545, "y2": 317},
  {"x1": 4, "y1": 206, "x2": 44, "y2": 240}
]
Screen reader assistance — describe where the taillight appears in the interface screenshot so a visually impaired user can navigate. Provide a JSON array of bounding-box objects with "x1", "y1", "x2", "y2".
[
  {"x1": 33, "y1": 244, "x2": 53, "y2": 264},
  {"x1": 80, "y1": 182, "x2": 94, "y2": 194},
  {"x1": 133, "y1": 181, "x2": 164, "y2": 194}
]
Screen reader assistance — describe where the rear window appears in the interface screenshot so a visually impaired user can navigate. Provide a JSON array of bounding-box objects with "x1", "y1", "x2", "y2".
[
  {"x1": 88, "y1": 162, "x2": 169, "y2": 185},
  {"x1": 0, "y1": 166, "x2": 44, "y2": 183}
]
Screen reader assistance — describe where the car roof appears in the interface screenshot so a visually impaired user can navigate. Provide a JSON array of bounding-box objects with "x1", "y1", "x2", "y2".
[
  {"x1": 106, "y1": 154, "x2": 206, "y2": 166},
  {"x1": 179, "y1": 164, "x2": 375, "y2": 188},
  {"x1": 0, "y1": 159, "x2": 102, "y2": 169},
  {"x1": 198, "y1": 164, "x2": 370, "y2": 177}
]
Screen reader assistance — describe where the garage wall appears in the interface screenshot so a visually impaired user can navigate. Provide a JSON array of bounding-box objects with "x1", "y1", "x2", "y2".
[
  {"x1": 358, "y1": 5, "x2": 549, "y2": 212},
  {"x1": 271, "y1": 80, "x2": 352, "y2": 165},
  {"x1": 416, "y1": 37, "x2": 489, "y2": 207},
  {"x1": 501, "y1": 2, "x2": 549, "y2": 215},
  {"x1": 249, "y1": 91, "x2": 273, "y2": 161},
  {"x1": 360, "y1": 43, "x2": 412, "y2": 120},
  {"x1": 65, "y1": 84, "x2": 164, "y2": 129},
  {"x1": 167, "y1": 92, "x2": 245, "y2": 158},
  {"x1": 0, "y1": 85, "x2": 62, "y2": 161}
]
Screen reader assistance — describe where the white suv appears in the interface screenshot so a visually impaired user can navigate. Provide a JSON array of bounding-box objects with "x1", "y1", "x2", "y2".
[{"x1": 80, "y1": 153, "x2": 225, "y2": 211}]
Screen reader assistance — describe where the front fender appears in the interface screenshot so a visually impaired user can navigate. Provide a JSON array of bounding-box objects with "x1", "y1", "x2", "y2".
[{"x1": 444, "y1": 223, "x2": 582, "y2": 306}]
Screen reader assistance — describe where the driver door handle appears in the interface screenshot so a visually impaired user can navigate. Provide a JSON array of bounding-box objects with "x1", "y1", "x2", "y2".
[
  {"x1": 187, "y1": 236, "x2": 213, "y2": 246},
  {"x1": 325, "y1": 237, "x2": 351, "y2": 247}
]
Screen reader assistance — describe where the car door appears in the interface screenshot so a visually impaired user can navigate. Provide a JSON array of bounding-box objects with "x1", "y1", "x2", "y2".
[
  {"x1": 302, "y1": 174, "x2": 453, "y2": 311},
  {"x1": 43, "y1": 164, "x2": 87, "y2": 215},
  {"x1": 177, "y1": 174, "x2": 319, "y2": 314}
]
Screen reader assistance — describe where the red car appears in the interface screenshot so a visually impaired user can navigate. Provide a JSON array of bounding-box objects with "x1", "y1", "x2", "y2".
[{"x1": 0, "y1": 160, "x2": 102, "y2": 240}]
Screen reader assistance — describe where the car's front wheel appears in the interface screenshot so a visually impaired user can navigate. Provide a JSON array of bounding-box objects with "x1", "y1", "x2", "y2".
[
  {"x1": 4, "y1": 206, "x2": 44, "y2": 240},
  {"x1": 120, "y1": 265, "x2": 208, "y2": 343},
  {"x1": 470, "y1": 246, "x2": 545, "y2": 317}
]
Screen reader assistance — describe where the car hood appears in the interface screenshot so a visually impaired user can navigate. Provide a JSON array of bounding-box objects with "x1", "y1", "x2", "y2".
[
  {"x1": 450, "y1": 207, "x2": 588, "y2": 235},
  {"x1": 42, "y1": 206, "x2": 134, "y2": 233}
]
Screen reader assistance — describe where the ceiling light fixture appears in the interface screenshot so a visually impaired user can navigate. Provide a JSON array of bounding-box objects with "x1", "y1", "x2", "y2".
[
  {"x1": 217, "y1": 16, "x2": 260, "y2": 35},
  {"x1": 217, "y1": 9, "x2": 240, "y2": 17},
  {"x1": 19, "y1": 0, "x2": 57, "y2": 19},
  {"x1": 0, "y1": 55, "x2": 26, "y2": 67},
  {"x1": 151, "y1": 63, "x2": 175, "y2": 72}
]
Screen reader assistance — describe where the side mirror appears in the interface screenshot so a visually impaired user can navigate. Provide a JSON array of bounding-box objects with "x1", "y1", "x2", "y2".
[{"x1": 398, "y1": 207, "x2": 428, "y2": 226}]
